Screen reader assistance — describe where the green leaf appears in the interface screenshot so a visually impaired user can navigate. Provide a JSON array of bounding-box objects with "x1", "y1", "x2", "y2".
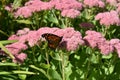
[
  {"x1": 0, "y1": 40, "x2": 18, "y2": 45},
  {"x1": 50, "y1": 52, "x2": 62, "y2": 61},
  {"x1": 109, "y1": 65, "x2": 114, "y2": 74},
  {"x1": 0, "y1": 71, "x2": 36, "y2": 75},
  {"x1": 40, "y1": 63, "x2": 50, "y2": 69},
  {"x1": 13, "y1": 71, "x2": 36, "y2": 75},
  {"x1": 0, "y1": 30, "x2": 9, "y2": 37},
  {"x1": 90, "y1": 54, "x2": 99, "y2": 64},
  {"x1": 15, "y1": 20, "x2": 32, "y2": 24},
  {"x1": 0, "y1": 75, "x2": 17, "y2": 80},
  {"x1": 18, "y1": 74, "x2": 27, "y2": 80},
  {"x1": 47, "y1": 14, "x2": 58, "y2": 24},
  {"x1": 102, "y1": 53, "x2": 112, "y2": 59},
  {"x1": 13, "y1": 0, "x2": 22, "y2": 9},
  {"x1": 0, "y1": 62, "x2": 18, "y2": 66},
  {"x1": 111, "y1": 29, "x2": 116, "y2": 34},
  {"x1": 29, "y1": 65, "x2": 48, "y2": 79},
  {"x1": 0, "y1": 42, "x2": 14, "y2": 59},
  {"x1": 65, "y1": 63, "x2": 72, "y2": 80},
  {"x1": 47, "y1": 69, "x2": 62, "y2": 80}
]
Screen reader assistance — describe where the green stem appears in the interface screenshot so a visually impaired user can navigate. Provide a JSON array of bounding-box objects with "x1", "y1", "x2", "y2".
[
  {"x1": 61, "y1": 52, "x2": 65, "y2": 80},
  {"x1": 51, "y1": 9, "x2": 59, "y2": 26},
  {"x1": 0, "y1": 30, "x2": 9, "y2": 37},
  {"x1": 0, "y1": 43, "x2": 14, "y2": 59},
  {"x1": 84, "y1": 60, "x2": 91, "y2": 80},
  {"x1": 65, "y1": 18, "x2": 69, "y2": 28},
  {"x1": 84, "y1": 47, "x2": 93, "y2": 80},
  {"x1": 0, "y1": 71, "x2": 36, "y2": 75},
  {"x1": 45, "y1": 52, "x2": 49, "y2": 65},
  {"x1": 29, "y1": 65, "x2": 49, "y2": 79},
  {"x1": 32, "y1": 47, "x2": 36, "y2": 64},
  {"x1": 102, "y1": 26, "x2": 109, "y2": 37}
]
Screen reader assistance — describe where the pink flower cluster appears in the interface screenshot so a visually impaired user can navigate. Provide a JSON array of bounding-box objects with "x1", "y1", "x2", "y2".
[
  {"x1": 5, "y1": 27, "x2": 120, "y2": 63},
  {"x1": 5, "y1": 3, "x2": 13, "y2": 12},
  {"x1": 95, "y1": 10, "x2": 120, "y2": 26},
  {"x1": 110, "y1": 39, "x2": 120, "y2": 57},
  {"x1": 61, "y1": 9, "x2": 80, "y2": 18},
  {"x1": 83, "y1": 0, "x2": 105, "y2": 8},
  {"x1": 51, "y1": 0, "x2": 82, "y2": 18},
  {"x1": 14, "y1": 0, "x2": 54, "y2": 18},
  {"x1": 106, "y1": 0, "x2": 118, "y2": 6},
  {"x1": 37, "y1": 27, "x2": 85, "y2": 51},
  {"x1": 6, "y1": 27, "x2": 84, "y2": 63},
  {"x1": 52, "y1": 0, "x2": 82, "y2": 10},
  {"x1": 6, "y1": 28, "x2": 40, "y2": 64},
  {"x1": 84, "y1": 30, "x2": 106, "y2": 48},
  {"x1": 84, "y1": 30, "x2": 120, "y2": 57},
  {"x1": 116, "y1": 3, "x2": 120, "y2": 14},
  {"x1": 5, "y1": 42, "x2": 28, "y2": 64},
  {"x1": 13, "y1": 0, "x2": 82, "y2": 18}
]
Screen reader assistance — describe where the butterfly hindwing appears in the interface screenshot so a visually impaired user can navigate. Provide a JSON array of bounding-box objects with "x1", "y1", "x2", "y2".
[{"x1": 42, "y1": 33, "x2": 62, "y2": 49}]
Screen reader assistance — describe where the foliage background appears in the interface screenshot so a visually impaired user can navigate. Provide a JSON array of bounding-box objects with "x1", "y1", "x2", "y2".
[{"x1": 0, "y1": 0, "x2": 120, "y2": 80}]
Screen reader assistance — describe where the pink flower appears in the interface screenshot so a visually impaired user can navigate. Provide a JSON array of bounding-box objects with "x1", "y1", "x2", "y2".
[
  {"x1": 95, "y1": 10, "x2": 120, "y2": 26},
  {"x1": 113, "y1": 43, "x2": 120, "y2": 58},
  {"x1": 5, "y1": 4, "x2": 13, "y2": 12},
  {"x1": 25, "y1": 31, "x2": 40, "y2": 47},
  {"x1": 25, "y1": 0, "x2": 40, "y2": 6},
  {"x1": 61, "y1": 9, "x2": 80, "y2": 18},
  {"x1": 6, "y1": 27, "x2": 84, "y2": 63},
  {"x1": 84, "y1": 0, "x2": 105, "y2": 8},
  {"x1": 16, "y1": 31, "x2": 40, "y2": 47},
  {"x1": 17, "y1": 28, "x2": 30, "y2": 36},
  {"x1": 106, "y1": 0, "x2": 118, "y2": 6},
  {"x1": 6, "y1": 42, "x2": 28, "y2": 55},
  {"x1": 14, "y1": 0, "x2": 54, "y2": 18},
  {"x1": 39, "y1": 2, "x2": 54, "y2": 10},
  {"x1": 9, "y1": 28, "x2": 41, "y2": 47},
  {"x1": 8, "y1": 27, "x2": 83, "y2": 51},
  {"x1": 6, "y1": 28, "x2": 41, "y2": 63},
  {"x1": 83, "y1": 30, "x2": 106, "y2": 48},
  {"x1": 8, "y1": 35, "x2": 19, "y2": 40},
  {"x1": 61, "y1": 28, "x2": 84, "y2": 51},
  {"x1": 110, "y1": 39, "x2": 120, "y2": 57},
  {"x1": 26, "y1": 0, "x2": 54, "y2": 11},
  {"x1": 37, "y1": 27, "x2": 60, "y2": 35},
  {"x1": 38, "y1": 27, "x2": 84, "y2": 51},
  {"x1": 84, "y1": 30, "x2": 114, "y2": 55},
  {"x1": 97, "y1": 41, "x2": 114, "y2": 55},
  {"x1": 5, "y1": 6, "x2": 12, "y2": 11},
  {"x1": 53, "y1": 0, "x2": 82, "y2": 10},
  {"x1": 110, "y1": 39, "x2": 120, "y2": 45},
  {"x1": 116, "y1": 3, "x2": 120, "y2": 14},
  {"x1": 98, "y1": 1, "x2": 105, "y2": 8},
  {"x1": 13, "y1": 53, "x2": 27, "y2": 64},
  {"x1": 14, "y1": 6, "x2": 32, "y2": 18},
  {"x1": 13, "y1": 0, "x2": 82, "y2": 18}
]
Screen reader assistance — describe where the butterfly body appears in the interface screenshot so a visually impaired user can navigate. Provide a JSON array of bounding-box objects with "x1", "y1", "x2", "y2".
[{"x1": 42, "y1": 33, "x2": 63, "y2": 49}]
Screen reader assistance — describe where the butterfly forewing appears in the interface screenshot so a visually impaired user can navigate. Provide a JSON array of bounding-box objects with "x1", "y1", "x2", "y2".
[{"x1": 42, "y1": 33, "x2": 63, "y2": 49}]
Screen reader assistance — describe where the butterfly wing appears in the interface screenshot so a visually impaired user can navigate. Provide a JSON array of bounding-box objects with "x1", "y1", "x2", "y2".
[{"x1": 42, "y1": 33, "x2": 62, "y2": 49}]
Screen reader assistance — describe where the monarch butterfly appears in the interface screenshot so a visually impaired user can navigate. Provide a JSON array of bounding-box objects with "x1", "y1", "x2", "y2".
[{"x1": 42, "y1": 33, "x2": 63, "y2": 49}]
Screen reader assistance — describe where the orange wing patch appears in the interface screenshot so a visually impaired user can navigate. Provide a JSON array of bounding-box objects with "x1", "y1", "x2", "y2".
[{"x1": 42, "y1": 33, "x2": 63, "y2": 49}]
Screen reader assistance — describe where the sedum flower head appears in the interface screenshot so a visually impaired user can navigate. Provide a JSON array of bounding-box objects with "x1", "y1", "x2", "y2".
[
  {"x1": 95, "y1": 10, "x2": 120, "y2": 26},
  {"x1": 61, "y1": 9, "x2": 80, "y2": 18},
  {"x1": 84, "y1": 0, "x2": 105, "y2": 8},
  {"x1": 84, "y1": 30, "x2": 114, "y2": 55},
  {"x1": 38, "y1": 27, "x2": 85, "y2": 51}
]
